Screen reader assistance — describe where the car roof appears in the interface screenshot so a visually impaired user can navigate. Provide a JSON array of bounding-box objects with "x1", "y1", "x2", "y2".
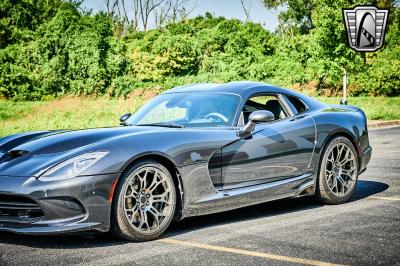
[
  {"x1": 162, "y1": 81, "x2": 326, "y2": 111},
  {"x1": 163, "y1": 81, "x2": 281, "y2": 95}
]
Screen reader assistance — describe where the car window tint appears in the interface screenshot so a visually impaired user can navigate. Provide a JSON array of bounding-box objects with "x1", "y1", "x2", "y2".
[
  {"x1": 139, "y1": 102, "x2": 187, "y2": 124},
  {"x1": 128, "y1": 92, "x2": 241, "y2": 127},
  {"x1": 286, "y1": 96, "x2": 308, "y2": 114},
  {"x1": 242, "y1": 95, "x2": 287, "y2": 123}
]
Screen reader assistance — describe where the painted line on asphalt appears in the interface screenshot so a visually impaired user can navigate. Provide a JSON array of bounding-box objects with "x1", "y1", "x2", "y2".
[
  {"x1": 158, "y1": 238, "x2": 346, "y2": 266},
  {"x1": 371, "y1": 151, "x2": 400, "y2": 157},
  {"x1": 369, "y1": 196, "x2": 400, "y2": 201}
]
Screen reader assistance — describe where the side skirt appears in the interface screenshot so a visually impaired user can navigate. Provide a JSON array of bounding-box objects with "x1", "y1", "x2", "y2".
[{"x1": 181, "y1": 171, "x2": 315, "y2": 219}]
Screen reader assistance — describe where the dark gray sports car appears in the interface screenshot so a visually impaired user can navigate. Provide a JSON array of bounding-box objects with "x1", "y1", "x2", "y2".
[{"x1": 0, "y1": 82, "x2": 371, "y2": 241}]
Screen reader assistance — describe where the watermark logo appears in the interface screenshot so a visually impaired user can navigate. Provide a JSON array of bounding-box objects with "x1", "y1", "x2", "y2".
[{"x1": 343, "y1": 6, "x2": 389, "y2": 52}]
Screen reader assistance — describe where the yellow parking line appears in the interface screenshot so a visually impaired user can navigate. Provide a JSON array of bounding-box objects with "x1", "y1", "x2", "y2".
[
  {"x1": 158, "y1": 238, "x2": 346, "y2": 266},
  {"x1": 369, "y1": 196, "x2": 400, "y2": 201}
]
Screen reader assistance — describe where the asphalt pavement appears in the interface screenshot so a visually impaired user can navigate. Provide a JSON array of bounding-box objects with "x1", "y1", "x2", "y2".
[{"x1": 0, "y1": 126, "x2": 399, "y2": 266}]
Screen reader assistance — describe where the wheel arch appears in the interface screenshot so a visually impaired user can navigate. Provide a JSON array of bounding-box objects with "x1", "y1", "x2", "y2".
[
  {"x1": 318, "y1": 129, "x2": 361, "y2": 176},
  {"x1": 111, "y1": 152, "x2": 184, "y2": 223}
]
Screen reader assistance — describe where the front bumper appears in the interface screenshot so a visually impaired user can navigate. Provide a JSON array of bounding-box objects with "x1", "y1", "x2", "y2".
[
  {"x1": 0, "y1": 173, "x2": 119, "y2": 235},
  {"x1": 359, "y1": 146, "x2": 372, "y2": 174}
]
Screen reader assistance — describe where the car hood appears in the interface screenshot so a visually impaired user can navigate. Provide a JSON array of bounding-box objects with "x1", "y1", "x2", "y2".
[
  {"x1": 0, "y1": 126, "x2": 238, "y2": 178},
  {"x1": 0, "y1": 126, "x2": 174, "y2": 177},
  {"x1": 8, "y1": 126, "x2": 170, "y2": 155}
]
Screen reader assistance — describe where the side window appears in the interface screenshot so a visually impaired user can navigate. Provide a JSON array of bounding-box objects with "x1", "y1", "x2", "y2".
[
  {"x1": 286, "y1": 96, "x2": 308, "y2": 114},
  {"x1": 242, "y1": 94, "x2": 288, "y2": 124}
]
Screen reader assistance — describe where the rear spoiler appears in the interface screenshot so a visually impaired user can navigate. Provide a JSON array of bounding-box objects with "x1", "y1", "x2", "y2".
[{"x1": 329, "y1": 104, "x2": 362, "y2": 112}]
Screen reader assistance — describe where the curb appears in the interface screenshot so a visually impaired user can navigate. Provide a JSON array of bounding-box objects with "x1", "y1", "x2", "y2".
[{"x1": 368, "y1": 120, "x2": 400, "y2": 129}]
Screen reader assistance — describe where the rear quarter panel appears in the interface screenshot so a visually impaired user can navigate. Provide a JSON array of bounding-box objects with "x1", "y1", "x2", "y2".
[{"x1": 310, "y1": 106, "x2": 370, "y2": 171}]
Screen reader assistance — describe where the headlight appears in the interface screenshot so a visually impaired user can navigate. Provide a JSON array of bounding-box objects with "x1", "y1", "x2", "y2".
[{"x1": 39, "y1": 151, "x2": 109, "y2": 181}]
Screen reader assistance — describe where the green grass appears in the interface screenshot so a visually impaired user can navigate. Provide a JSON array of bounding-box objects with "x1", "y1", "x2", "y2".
[
  {"x1": 317, "y1": 97, "x2": 400, "y2": 120},
  {"x1": 1, "y1": 96, "x2": 399, "y2": 137},
  {"x1": 0, "y1": 101, "x2": 46, "y2": 121},
  {"x1": 0, "y1": 96, "x2": 147, "y2": 137}
]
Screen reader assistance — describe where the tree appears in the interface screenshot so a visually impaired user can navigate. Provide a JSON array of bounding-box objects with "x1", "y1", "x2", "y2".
[
  {"x1": 137, "y1": 0, "x2": 164, "y2": 31},
  {"x1": 0, "y1": 0, "x2": 62, "y2": 48},
  {"x1": 154, "y1": 0, "x2": 191, "y2": 28},
  {"x1": 104, "y1": 0, "x2": 118, "y2": 16},
  {"x1": 108, "y1": 0, "x2": 191, "y2": 31},
  {"x1": 261, "y1": 0, "x2": 314, "y2": 34},
  {"x1": 240, "y1": 0, "x2": 252, "y2": 22}
]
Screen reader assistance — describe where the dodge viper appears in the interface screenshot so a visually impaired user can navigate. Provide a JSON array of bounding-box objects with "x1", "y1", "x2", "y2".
[{"x1": 0, "y1": 82, "x2": 372, "y2": 241}]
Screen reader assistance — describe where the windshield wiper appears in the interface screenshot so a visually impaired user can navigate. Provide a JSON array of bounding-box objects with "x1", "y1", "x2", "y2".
[{"x1": 136, "y1": 123, "x2": 184, "y2": 128}]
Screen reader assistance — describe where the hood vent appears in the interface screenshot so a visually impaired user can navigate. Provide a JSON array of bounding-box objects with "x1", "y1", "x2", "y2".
[{"x1": 0, "y1": 150, "x2": 29, "y2": 163}]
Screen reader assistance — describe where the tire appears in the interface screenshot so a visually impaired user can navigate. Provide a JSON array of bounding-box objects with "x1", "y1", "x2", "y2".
[
  {"x1": 111, "y1": 160, "x2": 176, "y2": 241},
  {"x1": 316, "y1": 136, "x2": 359, "y2": 204}
]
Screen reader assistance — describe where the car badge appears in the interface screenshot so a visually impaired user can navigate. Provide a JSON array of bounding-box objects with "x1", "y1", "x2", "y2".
[{"x1": 342, "y1": 6, "x2": 389, "y2": 52}]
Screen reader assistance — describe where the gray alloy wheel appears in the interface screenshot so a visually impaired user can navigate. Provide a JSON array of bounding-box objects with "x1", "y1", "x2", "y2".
[
  {"x1": 316, "y1": 136, "x2": 359, "y2": 204},
  {"x1": 111, "y1": 160, "x2": 176, "y2": 241}
]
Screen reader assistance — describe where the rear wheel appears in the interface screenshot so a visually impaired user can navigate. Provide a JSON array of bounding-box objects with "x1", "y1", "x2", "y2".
[
  {"x1": 316, "y1": 136, "x2": 359, "y2": 204},
  {"x1": 111, "y1": 160, "x2": 176, "y2": 241}
]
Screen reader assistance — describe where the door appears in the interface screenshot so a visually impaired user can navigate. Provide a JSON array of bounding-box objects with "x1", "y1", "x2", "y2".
[{"x1": 221, "y1": 94, "x2": 316, "y2": 189}]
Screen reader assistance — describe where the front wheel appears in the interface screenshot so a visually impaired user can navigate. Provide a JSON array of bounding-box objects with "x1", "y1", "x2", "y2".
[
  {"x1": 111, "y1": 160, "x2": 176, "y2": 241},
  {"x1": 316, "y1": 136, "x2": 359, "y2": 204}
]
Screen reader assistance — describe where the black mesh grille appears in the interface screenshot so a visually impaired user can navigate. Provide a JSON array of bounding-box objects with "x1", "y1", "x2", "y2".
[{"x1": 0, "y1": 194, "x2": 44, "y2": 221}]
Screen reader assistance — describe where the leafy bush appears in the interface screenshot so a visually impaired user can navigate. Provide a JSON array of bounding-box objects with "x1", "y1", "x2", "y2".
[
  {"x1": 0, "y1": 1, "x2": 399, "y2": 100},
  {"x1": 130, "y1": 33, "x2": 199, "y2": 81},
  {"x1": 355, "y1": 21, "x2": 400, "y2": 96}
]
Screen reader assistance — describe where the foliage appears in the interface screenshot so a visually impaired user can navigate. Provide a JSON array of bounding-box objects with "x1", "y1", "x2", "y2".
[
  {"x1": 2, "y1": 95, "x2": 400, "y2": 137},
  {"x1": 0, "y1": 0, "x2": 399, "y2": 100},
  {"x1": 262, "y1": 0, "x2": 314, "y2": 33},
  {"x1": 0, "y1": 0, "x2": 62, "y2": 48},
  {"x1": 354, "y1": 8, "x2": 400, "y2": 96}
]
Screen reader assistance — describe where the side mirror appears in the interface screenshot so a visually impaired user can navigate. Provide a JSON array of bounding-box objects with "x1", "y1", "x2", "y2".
[
  {"x1": 119, "y1": 113, "x2": 132, "y2": 125},
  {"x1": 239, "y1": 110, "x2": 275, "y2": 138}
]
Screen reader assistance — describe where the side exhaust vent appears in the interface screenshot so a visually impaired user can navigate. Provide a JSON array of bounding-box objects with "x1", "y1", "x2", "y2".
[{"x1": 297, "y1": 186, "x2": 314, "y2": 197}]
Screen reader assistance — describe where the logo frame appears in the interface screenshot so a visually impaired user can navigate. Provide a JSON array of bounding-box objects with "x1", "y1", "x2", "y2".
[{"x1": 342, "y1": 5, "x2": 389, "y2": 52}]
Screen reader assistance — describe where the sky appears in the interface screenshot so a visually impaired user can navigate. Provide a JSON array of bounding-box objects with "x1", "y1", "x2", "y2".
[{"x1": 81, "y1": 0, "x2": 280, "y2": 31}]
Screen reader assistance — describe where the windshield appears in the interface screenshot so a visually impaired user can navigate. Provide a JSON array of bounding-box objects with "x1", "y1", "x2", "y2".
[{"x1": 127, "y1": 92, "x2": 241, "y2": 127}]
